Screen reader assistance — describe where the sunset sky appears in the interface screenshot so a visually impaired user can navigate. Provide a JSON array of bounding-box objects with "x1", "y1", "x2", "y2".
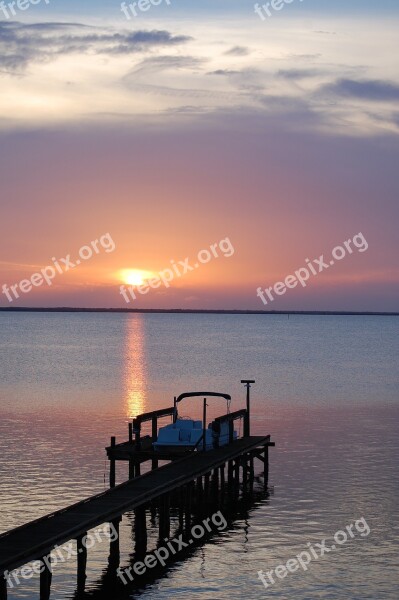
[{"x1": 0, "y1": 0, "x2": 398, "y2": 310}]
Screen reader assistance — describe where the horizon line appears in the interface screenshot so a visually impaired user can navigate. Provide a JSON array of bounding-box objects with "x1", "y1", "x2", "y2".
[{"x1": 0, "y1": 307, "x2": 398, "y2": 316}]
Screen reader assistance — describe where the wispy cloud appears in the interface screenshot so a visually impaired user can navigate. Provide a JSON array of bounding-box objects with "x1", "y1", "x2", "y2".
[
  {"x1": 0, "y1": 16, "x2": 398, "y2": 137},
  {"x1": 128, "y1": 55, "x2": 205, "y2": 75},
  {"x1": 224, "y1": 46, "x2": 250, "y2": 56},
  {"x1": 277, "y1": 68, "x2": 322, "y2": 81},
  {"x1": 321, "y1": 78, "x2": 399, "y2": 102},
  {"x1": 0, "y1": 22, "x2": 192, "y2": 72}
]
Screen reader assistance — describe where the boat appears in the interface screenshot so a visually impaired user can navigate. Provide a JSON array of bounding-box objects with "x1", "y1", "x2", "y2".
[{"x1": 153, "y1": 391, "x2": 239, "y2": 453}]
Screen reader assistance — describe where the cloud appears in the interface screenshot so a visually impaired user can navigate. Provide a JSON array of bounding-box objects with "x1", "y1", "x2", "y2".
[
  {"x1": 392, "y1": 112, "x2": 399, "y2": 127},
  {"x1": 127, "y1": 55, "x2": 205, "y2": 75},
  {"x1": 321, "y1": 78, "x2": 399, "y2": 102},
  {"x1": 207, "y1": 69, "x2": 240, "y2": 76},
  {"x1": 259, "y1": 94, "x2": 320, "y2": 126},
  {"x1": 100, "y1": 30, "x2": 193, "y2": 55},
  {"x1": 286, "y1": 53, "x2": 322, "y2": 61},
  {"x1": 224, "y1": 46, "x2": 250, "y2": 56},
  {"x1": 0, "y1": 21, "x2": 192, "y2": 72},
  {"x1": 277, "y1": 68, "x2": 322, "y2": 80}
]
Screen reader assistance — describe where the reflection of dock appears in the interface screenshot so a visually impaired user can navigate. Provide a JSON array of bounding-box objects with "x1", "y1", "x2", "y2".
[{"x1": 0, "y1": 382, "x2": 275, "y2": 600}]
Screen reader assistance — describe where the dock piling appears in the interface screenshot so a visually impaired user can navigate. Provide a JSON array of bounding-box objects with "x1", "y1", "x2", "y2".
[
  {"x1": 108, "y1": 518, "x2": 121, "y2": 570},
  {"x1": 159, "y1": 493, "x2": 170, "y2": 539},
  {"x1": 134, "y1": 507, "x2": 147, "y2": 555},
  {"x1": 76, "y1": 534, "x2": 87, "y2": 593},
  {"x1": 39, "y1": 556, "x2": 52, "y2": 600},
  {"x1": 0, "y1": 576, "x2": 7, "y2": 600},
  {"x1": 263, "y1": 444, "x2": 269, "y2": 488},
  {"x1": 110, "y1": 436, "x2": 116, "y2": 488},
  {"x1": 152, "y1": 416, "x2": 159, "y2": 470}
]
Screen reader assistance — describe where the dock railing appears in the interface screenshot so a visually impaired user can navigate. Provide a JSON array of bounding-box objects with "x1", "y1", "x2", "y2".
[
  {"x1": 132, "y1": 407, "x2": 175, "y2": 450},
  {"x1": 213, "y1": 408, "x2": 248, "y2": 446}
]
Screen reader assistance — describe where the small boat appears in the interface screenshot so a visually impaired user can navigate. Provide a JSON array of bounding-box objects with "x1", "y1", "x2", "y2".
[{"x1": 153, "y1": 391, "x2": 239, "y2": 453}]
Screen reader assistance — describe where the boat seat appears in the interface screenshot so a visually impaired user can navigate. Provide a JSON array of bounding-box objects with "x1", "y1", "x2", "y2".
[
  {"x1": 156, "y1": 429, "x2": 180, "y2": 444},
  {"x1": 174, "y1": 419, "x2": 194, "y2": 429},
  {"x1": 179, "y1": 429, "x2": 191, "y2": 442},
  {"x1": 189, "y1": 430, "x2": 203, "y2": 445}
]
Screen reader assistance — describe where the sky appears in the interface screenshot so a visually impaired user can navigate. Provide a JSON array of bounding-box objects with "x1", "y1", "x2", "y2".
[{"x1": 0, "y1": 0, "x2": 398, "y2": 310}]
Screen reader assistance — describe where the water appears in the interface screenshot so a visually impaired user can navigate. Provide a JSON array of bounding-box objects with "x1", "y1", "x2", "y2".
[{"x1": 0, "y1": 312, "x2": 398, "y2": 599}]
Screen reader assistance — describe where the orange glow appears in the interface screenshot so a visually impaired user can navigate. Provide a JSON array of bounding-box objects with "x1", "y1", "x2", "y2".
[{"x1": 119, "y1": 269, "x2": 155, "y2": 287}]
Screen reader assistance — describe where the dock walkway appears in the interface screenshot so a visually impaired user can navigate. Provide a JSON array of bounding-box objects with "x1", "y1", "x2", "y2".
[{"x1": 0, "y1": 435, "x2": 272, "y2": 577}]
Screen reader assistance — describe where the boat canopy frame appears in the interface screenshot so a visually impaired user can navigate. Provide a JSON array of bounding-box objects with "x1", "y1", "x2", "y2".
[{"x1": 173, "y1": 391, "x2": 231, "y2": 422}]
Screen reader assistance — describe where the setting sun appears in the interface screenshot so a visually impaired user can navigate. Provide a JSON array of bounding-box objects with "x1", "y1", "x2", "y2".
[{"x1": 120, "y1": 269, "x2": 154, "y2": 286}]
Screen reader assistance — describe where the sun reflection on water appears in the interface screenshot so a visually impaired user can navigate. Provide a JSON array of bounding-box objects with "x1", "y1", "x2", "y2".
[{"x1": 124, "y1": 315, "x2": 148, "y2": 419}]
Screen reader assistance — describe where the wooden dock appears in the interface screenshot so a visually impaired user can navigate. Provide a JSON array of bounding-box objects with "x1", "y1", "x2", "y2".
[{"x1": 0, "y1": 382, "x2": 274, "y2": 599}]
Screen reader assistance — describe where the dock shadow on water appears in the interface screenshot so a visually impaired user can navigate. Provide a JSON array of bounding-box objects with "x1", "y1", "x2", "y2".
[{"x1": 72, "y1": 473, "x2": 273, "y2": 600}]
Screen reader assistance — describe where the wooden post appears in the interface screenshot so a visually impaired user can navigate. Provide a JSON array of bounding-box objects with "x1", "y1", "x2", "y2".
[
  {"x1": 234, "y1": 459, "x2": 240, "y2": 486},
  {"x1": 110, "y1": 436, "x2": 116, "y2": 488},
  {"x1": 128, "y1": 422, "x2": 133, "y2": 443},
  {"x1": 219, "y1": 464, "x2": 225, "y2": 501},
  {"x1": 178, "y1": 486, "x2": 184, "y2": 527},
  {"x1": 219, "y1": 464, "x2": 225, "y2": 486},
  {"x1": 249, "y1": 454, "x2": 255, "y2": 480},
  {"x1": 135, "y1": 461, "x2": 141, "y2": 477},
  {"x1": 129, "y1": 459, "x2": 135, "y2": 480},
  {"x1": 185, "y1": 482, "x2": 193, "y2": 529},
  {"x1": 77, "y1": 534, "x2": 87, "y2": 593},
  {"x1": 243, "y1": 454, "x2": 248, "y2": 487},
  {"x1": 0, "y1": 576, "x2": 7, "y2": 600},
  {"x1": 204, "y1": 472, "x2": 210, "y2": 502},
  {"x1": 135, "y1": 506, "x2": 147, "y2": 556},
  {"x1": 159, "y1": 493, "x2": 170, "y2": 539},
  {"x1": 40, "y1": 556, "x2": 52, "y2": 600},
  {"x1": 186, "y1": 481, "x2": 195, "y2": 529},
  {"x1": 196, "y1": 476, "x2": 203, "y2": 502},
  {"x1": 228, "y1": 460, "x2": 234, "y2": 488},
  {"x1": 133, "y1": 419, "x2": 141, "y2": 450},
  {"x1": 150, "y1": 502, "x2": 157, "y2": 526},
  {"x1": 203, "y1": 398, "x2": 207, "y2": 452},
  {"x1": 108, "y1": 518, "x2": 121, "y2": 570},
  {"x1": 263, "y1": 444, "x2": 269, "y2": 488},
  {"x1": 152, "y1": 416, "x2": 159, "y2": 470},
  {"x1": 211, "y1": 468, "x2": 219, "y2": 502}
]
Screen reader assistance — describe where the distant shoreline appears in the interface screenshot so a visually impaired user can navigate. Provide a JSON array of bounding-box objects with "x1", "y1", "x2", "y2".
[{"x1": 0, "y1": 307, "x2": 397, "y2": 316}]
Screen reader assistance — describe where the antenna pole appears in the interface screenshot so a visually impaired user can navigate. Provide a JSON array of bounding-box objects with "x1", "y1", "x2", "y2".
[{"x1": 241, "y1": 379, "x2": 255, "y2": 437}]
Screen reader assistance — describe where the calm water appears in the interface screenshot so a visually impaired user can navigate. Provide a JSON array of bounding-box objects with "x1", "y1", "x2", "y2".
[{"x1": 0, "y1": 313, "x2": 398, "y2": 599}]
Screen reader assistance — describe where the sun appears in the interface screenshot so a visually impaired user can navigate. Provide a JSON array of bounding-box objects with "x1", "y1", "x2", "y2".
[{"x1": 120, "y1": 269, "x2": 153, "y2": 286}]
